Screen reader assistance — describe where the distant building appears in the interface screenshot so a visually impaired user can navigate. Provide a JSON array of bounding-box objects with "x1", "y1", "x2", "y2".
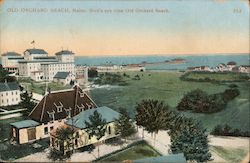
[
  {"x1": 0, "y1": 81, "x2": 21, "y2": 106},
  {"x1": 1, "y1": 52, "x2": 24, "y2": 73},
  {"x1": 10, "y1": 86, "x2": 97, "y2": 144},
  {"x1": 239, "y1": 65, "x2": 250, "y2": 73},
  {"x1": 17, "y1": 48, "x2": 75, "y2": 82},
  {"x1": 187, "y1": 66, "x2": 210, "y2": 72},
  {"x1": 215, "y1": 63, "x2": 227, "y2": 72},
  {"x1": 75, "y1": 65, "x2": 89, "y2": 85},
  {"x1": 50, "y1": 106, "x2": 120, "y2": 154},
  {"x1": 227, "y1": 61, "x2": 237, "y2": 71},
  {"x1": 53, "y1": 72, "x2": 75, "y2": 85}
]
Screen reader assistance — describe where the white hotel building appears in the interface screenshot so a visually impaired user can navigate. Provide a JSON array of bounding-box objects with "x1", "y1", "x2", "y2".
[{"x1": 15, "y1": 48, "x2": 75, "y2": 82}]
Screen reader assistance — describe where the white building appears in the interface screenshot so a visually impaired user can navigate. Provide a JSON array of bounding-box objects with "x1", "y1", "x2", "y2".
[
  {"x1": 1, "y1": 52, "x2": 24, "y2": 73},
  {"x1": 17, "y1": 49, "x2": 75, "y2": 82},
  {"x1": 75, "y1": 65, "x2": 88, "y2": 85},
  {"x1": 0, "y1": 81, "x2": 21, "y2": 106},
  {"x1": 53, "y1": 72, "x2": 75, "y2": 85},
  {"x1": 239, "y1": 65, "x2": 250, "y2": 73},
  {"x1": 227, "y1": 61, "x2": 237, "y2": 71}
]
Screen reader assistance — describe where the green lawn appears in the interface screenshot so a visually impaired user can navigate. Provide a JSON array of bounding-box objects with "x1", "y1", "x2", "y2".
[
  {"x1": 20, "y1": 81, "x2": 71, "y2": 94},
  {"x1": 210, "y1": 146, "x2": 248, "y2": 163},
  {"x1": 182, "y1": 72, "x2": 249, "y2": 82},
  {"x1": 90, "y1": 71, "x2": 250, "y2": 132},
  {"x1": 99, "y1": 141, "x2": 161, "y2": 162}
]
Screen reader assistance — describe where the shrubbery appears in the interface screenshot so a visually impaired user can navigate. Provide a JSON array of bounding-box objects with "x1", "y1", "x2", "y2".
[
  {"x1": 94, "y1": 73, "x2": 128, "y2": 86},
  {"x1": 211, "y1": 124, "x2": 250, "y2": 137},
  {"x1": 177, "y1": 88, "x2": 240, "y2": 113}
]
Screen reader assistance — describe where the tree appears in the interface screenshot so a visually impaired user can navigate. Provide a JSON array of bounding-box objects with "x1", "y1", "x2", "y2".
[
  {"x1": 48, "y1": 126, "x2": 74, "y2": 160},
  {"x1": 20, "y1": 91, "x2": 36, "y2": 116},
  {"x1": 88, "y1": 68, "x2": 98, "y2": 78},
  {"x1": 170, "y1": 118, "x2": 212, "y2": 162},
  {"x1": 85, "y1": 110, "x2": 107, "y2": 158},
  {"x1": 115, "y1": 108, "x2": 136, "y2": 142},
  {"x1": 135, "y1": 99, "x2": 172, "y2": 146},
  {"x1": 0, "y1": 64, "x2": 16, "y2": 82}
]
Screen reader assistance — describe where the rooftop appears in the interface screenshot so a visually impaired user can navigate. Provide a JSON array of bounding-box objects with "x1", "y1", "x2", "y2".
[
  {"x1": 1, "y1": 52, "x2": 21, "y2": 57},
  {"x1": 25, "y1": 48, "x2": 48, "y2": 55},
  {"x1": 29, "y1": 86, "x2": 97, "y2": 123},
  {"x1": 55, "y1": 50, "x2": 74, "y2": 55},
  {"x1": 10, "y1": 120, "x2": 40, "y2": 129},
  {"x1": 65, "y1": 106, "x2": 120, "y2": 129},
  {"x1": 0, "y1": 82, "x2": 19, "y2": 92},
  {"x1": 54, "y1": 72, "x2": 70, "y2": 79}
]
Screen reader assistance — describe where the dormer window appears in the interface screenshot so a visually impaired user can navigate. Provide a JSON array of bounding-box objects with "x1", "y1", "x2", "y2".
[
  {"x1": 47, "y1": 110, "x2": 55, "y2": 121},
  {"x1": 54, "y1": 102, "x2": 63, "y2": 113},
  {"x1": 65, "y1": 107, "x2": 72, "y2": 118},
  {"x1": 79, "y1": 92, "x2": 85, "y2": 98},
  {"x1": 86, "y1": 103, "x2": 92, "y2": 109},
  {"x1": 77, "y1": 104, "x2": 85, "y2": 112}
]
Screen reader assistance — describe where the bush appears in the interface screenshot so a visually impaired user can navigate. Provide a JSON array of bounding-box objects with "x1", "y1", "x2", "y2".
[
  {"x1": 177, "y1": 88, "x2": 239, "y2": 113},
  {"x1": 211, "y1": 124, "x2": 250, "y2": 137}
]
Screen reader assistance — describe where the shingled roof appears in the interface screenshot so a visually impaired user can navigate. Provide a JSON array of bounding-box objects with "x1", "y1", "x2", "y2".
[
  {"x1": 25, "y1": 48, "x2": 48, "y2": 55},
  {"x1": 29, "y1": 86, "x2": 97, "y2": 123},
  {"x1": 0, "y1": 82, "x2": 19, "y2": 92}
]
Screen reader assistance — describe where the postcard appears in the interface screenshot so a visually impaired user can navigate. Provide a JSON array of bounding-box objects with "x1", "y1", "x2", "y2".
[{"x1": 0, "y1": 0, "x2": 249, "y2": 162}]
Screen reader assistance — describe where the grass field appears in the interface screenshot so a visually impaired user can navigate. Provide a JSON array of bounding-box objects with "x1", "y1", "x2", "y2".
[
  {"x1": 98, "y1": 141, "x2": 161, "y2": 162},
  {"x1": 210, "y1": 146, "x2": 249, "y2": 163},
  {"x1": 20, "y1": 81, "x2": 71, "y2": 94},
  {"x1": 90, "y1": 71, "x2": 250, "y2": 132},
  {"x1": 182, "y1": 72, "x2": 249, "y2": 82}
]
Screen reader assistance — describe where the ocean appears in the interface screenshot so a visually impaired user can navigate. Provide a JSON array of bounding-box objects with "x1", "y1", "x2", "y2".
[
  {"x1": 74, "y1": 54, "x2": 250, "y2": 70},
  {"x1": 1, "y1": 54, "x2": 249, "y2": 70}
]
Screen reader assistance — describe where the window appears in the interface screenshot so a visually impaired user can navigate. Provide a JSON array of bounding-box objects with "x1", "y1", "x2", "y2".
[
  {"x1": 74, "y1": 139, "x2": 78, "y2": 146},
  {"x1": 50, "y1": 126, "x2": 54, "y2": 131},
  {"x1": 88, "y1": 134, "x2": 91, "y2": 140},
  {"x1": 47, "y1": 111, "x2": 55, "y2": 121},
  {"x1": 44, "y1": 127, "x2": 48, "y2": 135},
  {"x1": 108, "y1": 126, "x2": 111, "y2": 135}
]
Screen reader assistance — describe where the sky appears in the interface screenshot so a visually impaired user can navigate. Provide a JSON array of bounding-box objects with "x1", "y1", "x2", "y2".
[{"x1": 0, "y1": 0, "x2": 249, "y2": 56}]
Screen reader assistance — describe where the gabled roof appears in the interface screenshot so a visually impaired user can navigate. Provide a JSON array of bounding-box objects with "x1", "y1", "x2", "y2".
[
  {"x1": 54, "y1": 72, "x2": 70, "y2": 79},
  {"x1": 10, "y1": 120, "x2": 40, "y2": 129},
  {"x1": 0, "y1": 82, "x2": 19, "y2": 92},
  {"x1": 134, "y1": 153, "x2": 186, "y2": 163},
  {"x1": 65, "y1": 106, "x2": 120, "y2": 129},
  {"x1": 29, "y1": 86, "x2": 97, "y2": 123},
  {"x1": 55, "y1": 50, "x2": 74, "y2": 55},
  {"x1": 25, "y1": 48, "x2": 48, "y2": 55},
  {"x1": 1, "y1": 52, "x2": 21, "y2": 56}
]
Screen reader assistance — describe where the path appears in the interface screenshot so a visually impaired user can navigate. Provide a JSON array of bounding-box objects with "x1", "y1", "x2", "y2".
[{"x1": 15, "y1": 130, "x2": 249, "y2": 162}]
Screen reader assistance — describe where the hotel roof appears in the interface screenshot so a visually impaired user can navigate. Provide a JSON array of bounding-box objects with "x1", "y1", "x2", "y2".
[
  {"x1": 0, "y1": 82, "x2": 19, "y2": 92},
  {"x1": 65, "y1": 106, "x2": 120, "y2": 129},
  {"x1": 1, "y1": 52, "x2": 21, "y2": 56},
  {"x1": 55, "y1": 50, "x2": 74, "y2": 55},
  {"x1": 25, "y1": 48, "x2": 48, "y2": 54}
]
